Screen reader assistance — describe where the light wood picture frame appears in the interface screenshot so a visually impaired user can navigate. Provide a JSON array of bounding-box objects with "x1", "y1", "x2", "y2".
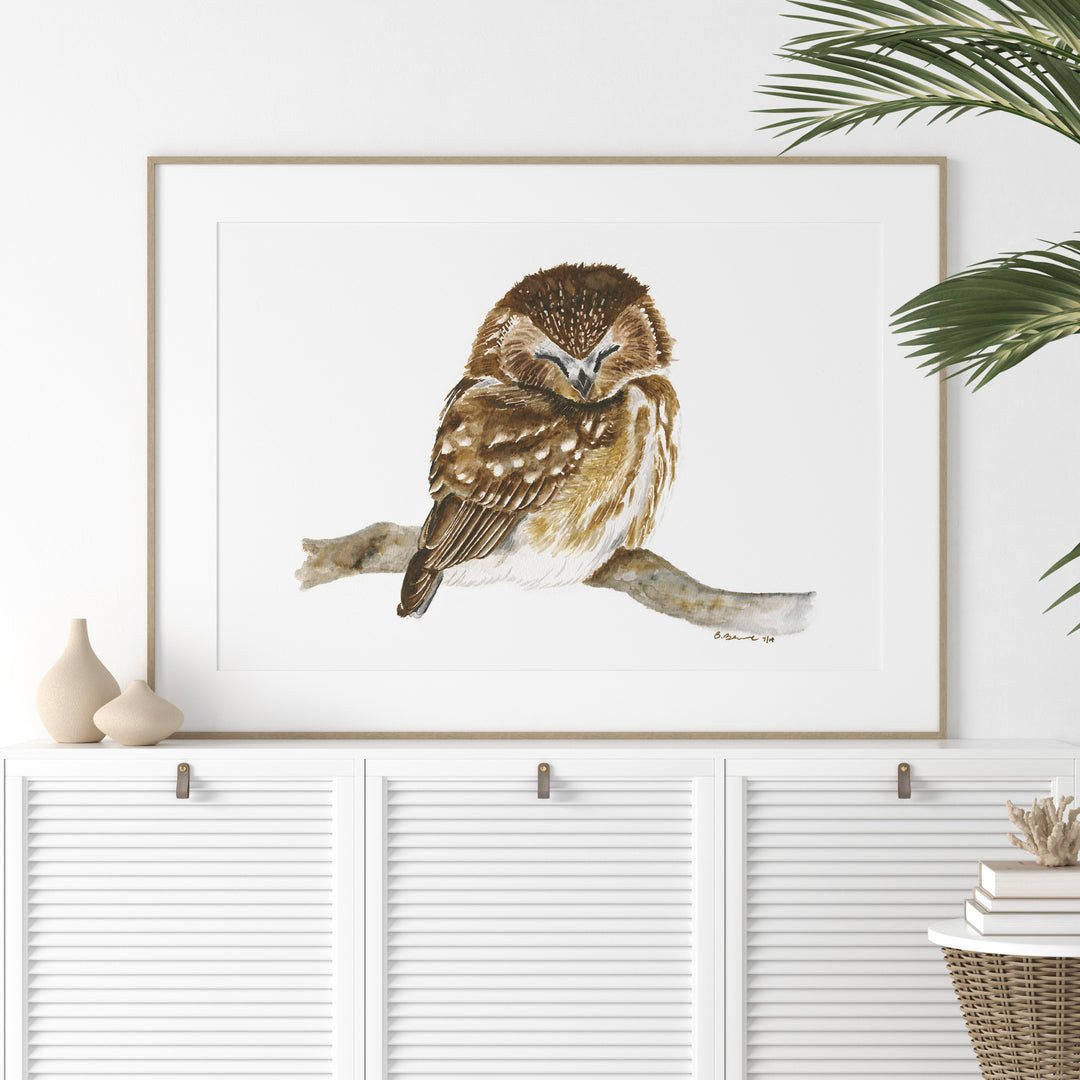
[{"x1": 149, "y1": 156, "x2": 946, "y2": 737}]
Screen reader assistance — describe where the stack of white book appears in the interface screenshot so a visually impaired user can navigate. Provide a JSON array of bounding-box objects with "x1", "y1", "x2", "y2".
[{"x1": 966, "y1": 860, "x2": 1080, "y2": 935}]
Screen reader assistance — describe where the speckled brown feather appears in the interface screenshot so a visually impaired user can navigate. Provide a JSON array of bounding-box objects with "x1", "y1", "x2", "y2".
[
  {"x1": 499, "y1": 264, "x2": 651, "y2": 358},
  {"x1": 397, "y1": 384, "x2": 618, "y2": 615},
  {"x1": 462, "y1": 265, "x2": 673, "y2": 384}
]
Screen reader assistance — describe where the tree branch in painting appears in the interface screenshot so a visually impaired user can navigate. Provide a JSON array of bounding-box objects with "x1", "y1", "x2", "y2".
[{"x1": 295, "y1": 522, "x2": 815, "y2": 636}]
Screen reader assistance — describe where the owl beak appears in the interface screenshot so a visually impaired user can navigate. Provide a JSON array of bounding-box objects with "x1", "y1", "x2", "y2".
[
  {"x1": 548, "y1": 352, "x2": 600, "y2": 401},
  {"x1": 565, "y1": 357, "x2": 599, "y2": 401}
]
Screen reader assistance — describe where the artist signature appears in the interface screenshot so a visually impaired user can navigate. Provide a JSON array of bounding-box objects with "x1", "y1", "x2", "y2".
[{"x1": 713, "y1": 632, "x2": 775, "y2": 644}]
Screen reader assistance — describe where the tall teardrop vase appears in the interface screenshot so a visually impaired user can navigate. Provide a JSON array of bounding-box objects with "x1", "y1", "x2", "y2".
[{"x1": 35, "y1": 619, "x2": 120, "y2": 743}]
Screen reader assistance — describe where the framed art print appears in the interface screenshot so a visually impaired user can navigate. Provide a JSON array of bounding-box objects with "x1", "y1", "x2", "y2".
[{"x1": 149, "y1": 156, "x2": 945, "y2": 736}]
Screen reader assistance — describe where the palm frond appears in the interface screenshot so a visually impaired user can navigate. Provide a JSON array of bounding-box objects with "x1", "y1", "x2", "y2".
[
  {"x1": 758, "y1": 1, "x2": 1080, "y2": 634},
  {"x1": 782, "y1": 1, "x2": 1080, "y2": 54},
  {"x1": 891, "y1": 240, "x2": 1080, "y2": 387},
  {"x1": 759, "y1": 0, "x2": 1080, "y2": 150},
  {"x1": 1042, "y1": 541, "x2": 1080, "y2": 634}
]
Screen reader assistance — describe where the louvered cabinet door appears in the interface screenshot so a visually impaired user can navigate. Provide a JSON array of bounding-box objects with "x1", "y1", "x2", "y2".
[
  {"x1": 4, "y1": 756, "x2": 358, "y2": 1080},
  {"x1": 725, "y1": 756, "x2": 1074, "y2": 1080},
  {"x1": 366, "y1": 758, "x2": 718, "y2": 1080}
]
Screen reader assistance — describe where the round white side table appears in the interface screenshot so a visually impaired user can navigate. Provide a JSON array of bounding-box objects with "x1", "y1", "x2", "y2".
[{"x1": 929, "y1": 918, "x2": 1080, "y2": 1079}]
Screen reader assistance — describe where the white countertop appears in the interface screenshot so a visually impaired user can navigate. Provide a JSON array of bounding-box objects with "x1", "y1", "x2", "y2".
[{"x1": 4, "y1": 737, "x2": 1076, "y2": 756}]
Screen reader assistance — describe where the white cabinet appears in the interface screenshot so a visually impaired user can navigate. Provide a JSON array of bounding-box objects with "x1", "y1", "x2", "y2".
[
  {"x1": 364, "y1": 757, "x2": 719, "y2": 1080},
  {"x1": 725, "y1": 754, "x2": 1073, "y2": 1080},
  {"x1": 4, "y1": 754, "x2": 359, "y2": 1080},
  {"x1": 3, "y1": 741, "x2": 1076, "y2": 1080}
]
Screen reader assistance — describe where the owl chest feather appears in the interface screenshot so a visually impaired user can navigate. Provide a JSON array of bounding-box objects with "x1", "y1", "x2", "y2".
[
  {"x1": 444, "y1": 378, "x2": 678, "y2": 589},
  {"x1": 526, "y1": 380, "x2": 678, "y2": 555}
]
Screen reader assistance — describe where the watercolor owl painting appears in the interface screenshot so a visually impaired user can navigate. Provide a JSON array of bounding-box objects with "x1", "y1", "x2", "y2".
[
  {"x1": 158, "y1": 159, "x2": 942, "y2": 733},
  {"x1": 297, "y1": 262, "x2": 814, "y2": 637}
]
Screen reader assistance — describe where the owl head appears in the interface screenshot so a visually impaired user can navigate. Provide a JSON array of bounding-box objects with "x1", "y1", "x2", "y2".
[{"x1": 465, "y1": 263, "x2": 675, "y2": 403}]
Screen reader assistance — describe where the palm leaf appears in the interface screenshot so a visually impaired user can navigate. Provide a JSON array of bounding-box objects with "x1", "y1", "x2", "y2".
[
  {"x1": 1041, "y1": 541, "x2": 1080, "y2": 633},
  {"x1": 891, "y1": 240, "x2": 1080, "y2": 386},
  {"x1": 759, "y1": 0, "x2": 1080, "y2": 150},
  {"x1": 782, "y1": 0, "x2": 1080, "y2": 54},
  {"x1": 758, "y1": 1, "x2": 1080, "y2": 633},
  {"x1": 1042, "y1": 541, "x2": 1080, "y2": 580}
]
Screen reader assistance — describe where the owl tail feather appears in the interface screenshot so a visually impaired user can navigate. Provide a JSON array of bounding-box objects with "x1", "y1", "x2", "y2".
[{"x1": 397, "y1": 560, "x2": 444, "y2": 619}]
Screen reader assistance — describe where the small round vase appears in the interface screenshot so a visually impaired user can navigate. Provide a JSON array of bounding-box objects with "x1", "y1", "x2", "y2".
[
  {"x1": 93, "y1": 680, "x2": 184, "y2": 746},
  {"x1": 35, "y1": 619, "x2": 119, "y2": 743}
]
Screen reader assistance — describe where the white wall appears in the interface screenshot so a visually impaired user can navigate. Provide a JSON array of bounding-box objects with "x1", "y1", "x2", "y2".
[{"x1": 2, "y1": 0, "x2": 1078, "y2": 742}]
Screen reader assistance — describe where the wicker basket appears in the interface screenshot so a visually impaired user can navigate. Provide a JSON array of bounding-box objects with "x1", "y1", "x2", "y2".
[{"x1": 942, "y1": 946, "x2": 1080, "y2": 1079}]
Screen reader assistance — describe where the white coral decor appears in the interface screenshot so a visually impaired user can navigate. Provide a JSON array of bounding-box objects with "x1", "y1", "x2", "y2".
[{"x1": 1006, "y1": 796, "x2": 1080, "y2": 867}]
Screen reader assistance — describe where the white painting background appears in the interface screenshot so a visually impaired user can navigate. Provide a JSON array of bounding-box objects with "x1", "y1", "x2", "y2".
[{"x1": 216, "y1": 220, "x2": 882, "y2": 673}]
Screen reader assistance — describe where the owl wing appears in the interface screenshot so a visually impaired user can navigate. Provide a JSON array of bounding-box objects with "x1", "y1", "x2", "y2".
[{"x1": 397, "y1": 382, "x2": 597, "y2": 617}]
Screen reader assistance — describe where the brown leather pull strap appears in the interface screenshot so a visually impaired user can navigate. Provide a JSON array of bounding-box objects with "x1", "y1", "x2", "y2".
[
  {"x1": 177, "y1": 762, "x2": 190, "y2": 799},
  {"x1": 898, "y1": 762, "x2": 911, "y2": 799},
  {"x1": 538, "y1": 762, "x2": 550, "y2": 799}
]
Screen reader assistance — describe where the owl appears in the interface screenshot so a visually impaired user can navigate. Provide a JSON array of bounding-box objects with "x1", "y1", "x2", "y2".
[{"x1": 398, "y1": 262, "x2": 679, "y2": 617}]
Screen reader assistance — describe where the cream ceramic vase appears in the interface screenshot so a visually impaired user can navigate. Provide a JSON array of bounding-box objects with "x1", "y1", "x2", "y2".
[
  {"x1": 93, "y1": 680, "x2": 184, "y2": 746},
  {"x1": 35, "y1": 619, "x2": 119, "y2": 743}
]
